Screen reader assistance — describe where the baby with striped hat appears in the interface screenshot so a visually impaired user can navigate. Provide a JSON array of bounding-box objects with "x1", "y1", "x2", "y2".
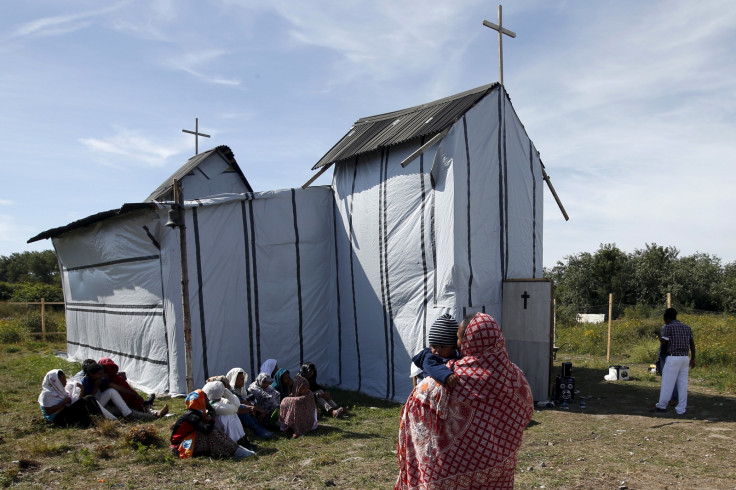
[{"x1": 411, "y1": 314, "x2": 463, "y2": 387}]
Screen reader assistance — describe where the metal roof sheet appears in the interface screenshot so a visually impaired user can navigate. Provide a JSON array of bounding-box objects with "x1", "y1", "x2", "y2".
[
  {"x1": 144, "y1": 145, "x2": 253, "y2": 202},
  {"x1": 313, "y1": 83, "x2": 500, "y2": 169},
  {"x1": 27, "y1": 203, "x2": 156, "y2": 243}
]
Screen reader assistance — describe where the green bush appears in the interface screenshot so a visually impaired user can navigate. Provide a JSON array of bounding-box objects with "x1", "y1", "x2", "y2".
[
  {"x1": 628, "y1": 337, "x2": 659, "y2": 363},
  {"x1": 15, "y1": 312, "x2": 65, "y2": 334},
  {"x1": 0, "y1": 320, "x2": 28, "y2": 343},
  {"x1": 10, "y1": 283, "x2": 63, "y2": 302}
]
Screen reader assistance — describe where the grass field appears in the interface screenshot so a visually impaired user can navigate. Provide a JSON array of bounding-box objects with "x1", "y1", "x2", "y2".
[{"x1": 1, "y1": 341, "x2": 735, "y2": 488}]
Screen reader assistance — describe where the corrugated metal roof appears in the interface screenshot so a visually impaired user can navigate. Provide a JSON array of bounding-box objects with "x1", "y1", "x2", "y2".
[
  {"x1": 27, "y1": 203, "x2": 156, "y2": 243},
  {"x1": 145, "y1": 145, "x2": 253, "y2": 202},
  {"x1": 312, "y1": 83, "x2": 500, "y2": 169}
]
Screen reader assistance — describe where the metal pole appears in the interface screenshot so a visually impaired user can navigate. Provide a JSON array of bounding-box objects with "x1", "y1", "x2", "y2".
[
  {"x1": 498, "y1": 5, "x2": 504, "y2": 86},
  {"x1": 174, "y1": 179, "x2": 195, "y2": 393}
]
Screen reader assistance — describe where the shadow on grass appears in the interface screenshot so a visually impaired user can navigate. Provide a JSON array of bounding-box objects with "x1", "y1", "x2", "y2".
[{"x1": 540, "y1": 365, "x2": 736, "y2": 423}]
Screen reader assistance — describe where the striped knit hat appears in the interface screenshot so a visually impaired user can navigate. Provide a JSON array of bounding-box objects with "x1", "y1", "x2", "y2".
[{"x1": 428, "y1": 313, "x2": 459, "y2": 346}]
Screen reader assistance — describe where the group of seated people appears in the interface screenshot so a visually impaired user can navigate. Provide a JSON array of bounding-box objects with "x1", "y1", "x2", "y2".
[
  {"x1": 171, "y1": 360, "x2": 347, "y2": 460},
  {"x1": 38, "y1": 357, "x2": 345, "y2": 461},
  {"x1": 38, "y1": 357, "x2": 169, "y2": 427}
]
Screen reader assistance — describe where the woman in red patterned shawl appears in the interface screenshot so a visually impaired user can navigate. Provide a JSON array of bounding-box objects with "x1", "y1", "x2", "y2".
[{"x1": 396, "y1": 312, "x2": 534, "y2": 489}]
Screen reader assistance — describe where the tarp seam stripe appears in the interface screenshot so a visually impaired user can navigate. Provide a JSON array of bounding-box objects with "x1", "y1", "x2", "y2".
[
  {"x1": 378, "y1": 147, "x2": 389, "y2": 399},
  {"x1": 66, "y1": 307, "x2": 163, "y2": 317},
  {"x1": 66, "y1": 302, "x2": 161, "y2": 308},
  {"x1": 241, "y1": 200, "x2": 255, "y2": 378},
  {"x1": 431, "y1": 170, "x2": 437, "y2": 307},
  {"x1": 248, "y1": 200, "x2": 262, "y2": 369},
  {"x1": 419, "y1": 136, "x2": 429, "y2": 345},
  {"x1": 192, "y1": 207, "x2": 209, "y2": 380},
  {"x1": 503, "y1": 92, "x2": 509, "y2": 278},
  {"x1": 142, "y1": 225, "x2": 161, "y2": 250},
  {"x1": 66, "y1": 340, "x2": 167, "y2": 365},
  {"x1": 497, "y1": 89, "x2": 505, "y2": 279},
  {"x1": 196, "y1": 167, "x2": 210, "y2": 180},
  {"x1": 349, "y1": 156, "x2": 362, "y2": 391},
  {"x1": 385, "y1": 146, "x2": 396, "y2": 399},
  {"x1": 463, "y1": 115, "x2": 473, "y2": 307},
  {"x1": 530, "y1": 141, "x2": 537, "y2": 277},
  {"x1": 64, "y1": 255, "x2": 160, "y2": 272},
  {"x1": 291, "y1": 189, "x2": 305, "y2": 366},
  {"x1": 332, "y1": 193, "x2": 343, "y2": 385}
]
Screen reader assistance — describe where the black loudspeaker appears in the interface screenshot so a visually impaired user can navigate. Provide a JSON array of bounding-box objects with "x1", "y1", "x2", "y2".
[
  {"x1": 555, "y1": 375, "x2": 575, "y2": 402},
  {"x1": 561, "y1": 361, "x2": 573, "y2": 377}
]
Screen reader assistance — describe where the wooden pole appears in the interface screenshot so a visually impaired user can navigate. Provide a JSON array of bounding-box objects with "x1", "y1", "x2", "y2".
[
  {"x1": 41, "y1": 297, "x2": 46, "y2": 342},
  {"x1": 174, "y1": 179, "x2": 195, "y2": 393},
  {"x1": 606, "y1": 293, "x2": 613, "y2": 363},
  {"x1": 667, "y1": 292, "x2": 671, "y2": 308}
]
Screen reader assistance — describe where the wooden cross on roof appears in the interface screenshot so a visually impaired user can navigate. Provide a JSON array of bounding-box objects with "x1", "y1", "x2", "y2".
[
  {"x1": 483, "y1": 5, "x2": 516, "y2": 86},
  {"x1": 182, "y1": 118, "x2": 211, "y2": 156}
]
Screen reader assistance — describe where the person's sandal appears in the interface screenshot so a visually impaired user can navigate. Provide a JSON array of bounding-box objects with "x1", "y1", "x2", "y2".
[{"x1": 332, "y1": 407, "x2": 344, "y2": 418}]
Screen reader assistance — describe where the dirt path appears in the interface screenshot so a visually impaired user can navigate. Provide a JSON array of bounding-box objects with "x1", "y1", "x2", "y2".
[{"x1": 515, "y1": 361, "x2": 736, "y2": 489}]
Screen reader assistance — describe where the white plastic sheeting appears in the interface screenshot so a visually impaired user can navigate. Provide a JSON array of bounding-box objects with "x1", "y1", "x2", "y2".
[
  {"x1": 331, "y1": 89, "x2": 544, "y2": 401},
  {"x1": 53, "y1": 86, "x2": 547, "y2": 401}
]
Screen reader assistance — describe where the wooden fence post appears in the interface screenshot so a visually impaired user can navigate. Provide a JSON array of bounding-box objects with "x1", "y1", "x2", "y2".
[
  {"x1": 606, "y1": 293, "x2": 613, "y2": 363},
  {"x1": 667, "y1": 292, "x2": 671, "y2": 308},
  {"x1": 41, "y1": 297, "x2": 46, "y2": 342}
]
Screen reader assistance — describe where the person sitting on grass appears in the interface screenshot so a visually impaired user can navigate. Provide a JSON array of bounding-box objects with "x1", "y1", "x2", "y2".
[
  {"x1": 272, "y1": 368, "x2": 293, "y2": 400},
  {"x1": 225, "y1": 367, "x2": 274, "y2": 439},
  {"x1": 201, "y1": 379, "x2": 255, "y2": 449},
  {"x1": 298, "y1": 362, "x2": 344, "y2": 418},
  {"x1": 247, "y1": 372, "x2": 282, "y2": 427},
  {"x1": 39, "y1": 369, "x2": 102, "y2": 427},
  {"x1": 170, "y1": 389, "x2": 254, "y2": 460},
  {"x1": 81, "y1": 363, "x2": 167, "y2": 420},
  {"x1": 278, "y1": 375, "x2": 318, "y2": 438},
  {"x1": 98, "y1": 357, "x2": 156, "y2": 411},
  {"x1": 260, "y1": 359, "x2": 279, "y2": 378},
  {"x1": 411, "y1": 313, "x2": 463, "y2": 388}
]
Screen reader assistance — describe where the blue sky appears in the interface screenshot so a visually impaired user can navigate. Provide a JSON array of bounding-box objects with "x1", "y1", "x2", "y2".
[{"x1": 2, "y1": 1, "x2": 735, "y2": 268}]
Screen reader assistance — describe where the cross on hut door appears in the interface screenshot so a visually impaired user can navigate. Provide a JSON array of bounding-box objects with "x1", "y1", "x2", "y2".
[
  {"x1": 521, "y1": 291, "x2": 530, "y2": 309},
  {"x1": 482, "y1": 5, "x2": 516, "y2": 86},
  {"x1": 182, "y1": 118, "x2": 211, "y2": 156}
]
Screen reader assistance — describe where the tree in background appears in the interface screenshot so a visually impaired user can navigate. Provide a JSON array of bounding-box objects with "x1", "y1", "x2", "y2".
[
  {"x1": 0, "y1": 250, "x2": 62, "y2": 302},
  {"x1": 0, "y1": 251, "x2": 59, "y2": 285},
  {"x1": 546, "y1": 243, "x2": 736, "y2": 317}
]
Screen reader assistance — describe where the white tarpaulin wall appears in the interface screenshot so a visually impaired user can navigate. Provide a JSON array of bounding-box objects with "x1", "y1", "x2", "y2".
[
  {"x1": 54, "y1": 187, "x2": 336, "y2": 395},
  {"x1": 54, "y1": 208, "x2": 172, "y2": 395},
  {"x1": 51, "y1": 86, "x2": 548, "y2": 401},
  {"x1": 331, "y1": 88, "x2": 544, "y2": 401},
  {"x1": 161, "y1": 188, "x2": 336, "y2": 394}
]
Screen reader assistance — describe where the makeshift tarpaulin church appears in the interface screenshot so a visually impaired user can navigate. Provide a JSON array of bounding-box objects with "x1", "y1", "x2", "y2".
[{"x1": 29, "y1": 82, "x2": 559, "y2": 402}]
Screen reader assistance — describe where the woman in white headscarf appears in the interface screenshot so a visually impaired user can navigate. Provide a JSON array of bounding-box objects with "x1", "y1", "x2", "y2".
[
  {"x1": 248, "y1": 373, "x2": 281, "y2": 426},
  {"x1": 38, "y1": 369, "x2": 102, "y2": 427},
  {"x1": 201, "y1": 380, "x2": 247, "y2": 446},
  {"x1": 259, "y1": 359, "x2": 278, "y2": 378},
  {"x1": 225, "y1": 367, "x2": 275, "y2": 439}
]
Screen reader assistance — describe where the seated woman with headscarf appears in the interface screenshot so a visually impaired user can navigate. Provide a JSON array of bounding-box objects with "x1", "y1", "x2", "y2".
[
  {"x1": 81, "y1": 363, "x2": 167, "y2": 420},
  {"x1": 395, "y1": 313, "x2": 534, "y2": 489},
  {"x1": 225, "y1": 368, "x2": 274, "y2": 439},
  {"x1": 298, "y1": 362, "x2": 344, "y2": 418},
  {"x1": 98, "y1": 357, "x2": 157, "y2": 412},
  {"x1": 247, "y1": 373, "x2": 281, "y2": 427},
  {"x1": 278, "y1": 374, "x2": 318, "y2": 438},
  {"x1": 39, "y1": 369, "x2": 102, "y2": 427},
  {"x1": 272, "y1": 368, "x2": 292, "y2": 400},
  {"x1": 170, "y1": 389, "x2": 253, "y2": 460},
  {"x1": 201, "y1": 379, "x2": 250, "y2": 447}
]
